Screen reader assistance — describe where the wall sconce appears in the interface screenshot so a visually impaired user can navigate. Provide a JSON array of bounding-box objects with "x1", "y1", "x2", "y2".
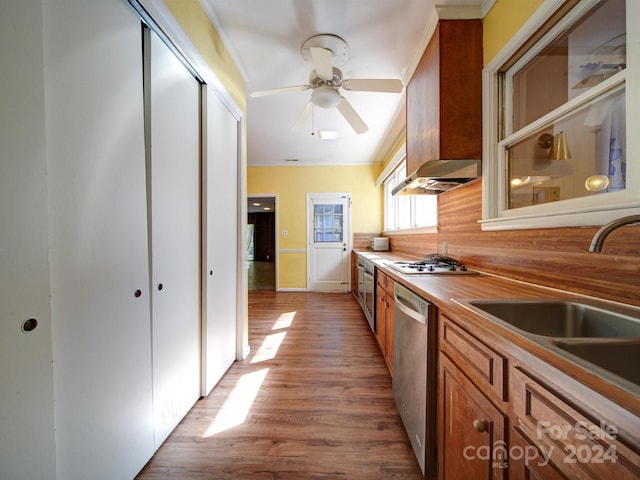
[{"x1": 537, "y1": 132, "x2": 571, "y2": 160}]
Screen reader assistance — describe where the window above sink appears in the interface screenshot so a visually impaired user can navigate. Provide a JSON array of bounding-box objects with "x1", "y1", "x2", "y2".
[{"x1": 481, "y1": 0, "x2": 640, "y2": 230}]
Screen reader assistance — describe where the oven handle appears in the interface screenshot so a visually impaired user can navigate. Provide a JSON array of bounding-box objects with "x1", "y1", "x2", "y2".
[{"x1": 357, "y1": 265, "x2": 373, "y2": 276}]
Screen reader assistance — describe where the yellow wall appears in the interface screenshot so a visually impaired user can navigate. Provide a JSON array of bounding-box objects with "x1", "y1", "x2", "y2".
[
  {"x1": 163, "y1": 0, "x2": 246, "y2": 110},
  {"x1": 483, "y1": 0, "x2": 545, "y2": 65},
  {"x1": 248, "y1": 165, "x2": 382, "y2": 289}
]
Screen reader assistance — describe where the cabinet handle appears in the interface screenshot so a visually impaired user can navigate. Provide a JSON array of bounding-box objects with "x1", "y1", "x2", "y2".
[{"x1": 473, "y1": 419, "x2": 488, "y2": 433}]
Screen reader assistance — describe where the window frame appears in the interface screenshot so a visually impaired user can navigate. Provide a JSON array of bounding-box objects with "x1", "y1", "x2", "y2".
[{"x1": 481, "y1": 0, "x2": 640, "y2": 231}]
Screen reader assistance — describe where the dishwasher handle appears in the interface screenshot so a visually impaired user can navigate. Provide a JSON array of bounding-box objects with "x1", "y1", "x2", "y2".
[{"x1": 394, "y1": 284, "x2": 428, "y2": 325}]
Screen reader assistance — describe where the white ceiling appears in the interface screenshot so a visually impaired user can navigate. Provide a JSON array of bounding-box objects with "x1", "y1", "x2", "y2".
[{"x1": 200, "y1": 0, "x2": 484, "y2": 167}]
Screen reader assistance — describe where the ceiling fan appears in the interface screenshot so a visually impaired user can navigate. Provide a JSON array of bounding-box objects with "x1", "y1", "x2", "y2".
[{"x1": 249, "y1": 34, "x2": 404, "y2": 135}]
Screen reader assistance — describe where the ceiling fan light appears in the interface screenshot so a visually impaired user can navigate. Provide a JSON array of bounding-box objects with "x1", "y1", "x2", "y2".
[{"x1": 311, "y1": 86, "x2": 340, "y2": 108}]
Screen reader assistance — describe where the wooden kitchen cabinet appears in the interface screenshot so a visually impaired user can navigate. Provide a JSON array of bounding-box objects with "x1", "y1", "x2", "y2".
[
  {"x1": 439, "y1": 311, "x2": 507, "y2": 480},
  {"x1": 439, "y1": 353, "x2": 506, "y2": 480},
  {"x1": 406, "y1": 19, "x2": 482, "y2": 174},
  {"x1": 438, "y1": 306, "x2": 640, "y2": 480},
  {"x1": 375, "y1": 270, "x2": 394, "y2": 374},
  {"x1": 440, "y1": 313, "x2": 506, "y2": 404},
  {"x1": 351, "y1": 252, "x2": 358, "y2": 295},
  {"x1": 509, "y1": 366, "x2": 640, "y2": 479}
]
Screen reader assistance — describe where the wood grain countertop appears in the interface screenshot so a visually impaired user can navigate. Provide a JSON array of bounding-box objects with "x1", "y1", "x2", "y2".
[{"x1": 354, "y1": 249, "x2": 640, "y2": 417}]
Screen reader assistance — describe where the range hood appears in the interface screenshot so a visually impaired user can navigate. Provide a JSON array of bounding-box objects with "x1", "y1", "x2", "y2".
[{"x1": 391, "y1": 159, "x2": 481, "y2": 195}]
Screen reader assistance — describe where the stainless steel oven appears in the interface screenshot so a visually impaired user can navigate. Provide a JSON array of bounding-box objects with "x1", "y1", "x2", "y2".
[{"x1": 356, "y1": 256, "x2": 375, "y2": 331}]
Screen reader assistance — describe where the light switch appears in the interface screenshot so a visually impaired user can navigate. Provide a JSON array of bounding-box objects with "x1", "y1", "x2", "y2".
[{"x1": 282, "y1": 229, "x2": 288, "y2": 236}]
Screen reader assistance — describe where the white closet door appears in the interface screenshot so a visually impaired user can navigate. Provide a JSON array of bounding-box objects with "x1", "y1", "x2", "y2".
[
  {"x1": 44, "y1": 1, "x2": 154, "y2": 479},
  {"x1": 147, "y1": 30, "x2": 201, "y2": 448},
  {"x1": 0, "y1": 2, "x2": 56, "y2": 478},
  {"x1": 202, "y1": 88, "x2": 239, "y2": 395}
]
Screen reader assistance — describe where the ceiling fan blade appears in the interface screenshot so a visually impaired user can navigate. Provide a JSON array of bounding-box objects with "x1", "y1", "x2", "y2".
[
  {"x1": 291, "y1": 101, "x2": 313, "y2": 132},
  {"x1": 310, "y1": 47, "x2": 334, "y2": 80},
  {"x1": 250, "y1": 85, "x2": 310, "y2": 98},
  {"x1": 341, "y1": 78, "x2": 404, "y2": 93},
  {"x1": 336, "y1": 96, "x2": 368, "y2": 134}
]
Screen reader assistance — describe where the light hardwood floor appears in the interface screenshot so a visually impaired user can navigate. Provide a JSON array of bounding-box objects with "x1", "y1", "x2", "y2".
[{"x1": 136, "y1": 291, "x2": 424, "y2": 479}]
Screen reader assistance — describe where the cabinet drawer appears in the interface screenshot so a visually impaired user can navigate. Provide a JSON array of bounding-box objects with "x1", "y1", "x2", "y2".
[
  {"x1": 511, "y1": 367, "x2": 640, "y2": 479},
  {"x1": 440, "y1": 314, "x2": 506, "y2": 402}
]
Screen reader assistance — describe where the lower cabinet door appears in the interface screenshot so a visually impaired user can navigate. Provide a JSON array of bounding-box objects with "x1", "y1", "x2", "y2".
[
  {"x1": 439, "y1": 354, "x2": 506, "y2": 480},
  {"x1": 509, "y1": 427, "x2": 566, "y2": 480}
]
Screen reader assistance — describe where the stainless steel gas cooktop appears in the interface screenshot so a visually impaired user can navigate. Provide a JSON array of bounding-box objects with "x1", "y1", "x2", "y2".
[{"x1": 385, "y1": 254, "x2": 479, "y2": 275}]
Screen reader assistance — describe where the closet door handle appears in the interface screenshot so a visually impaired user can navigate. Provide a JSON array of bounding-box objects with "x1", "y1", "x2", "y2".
[{"x1": 157, "y1": 283, "x2": 164, "y2": 291}]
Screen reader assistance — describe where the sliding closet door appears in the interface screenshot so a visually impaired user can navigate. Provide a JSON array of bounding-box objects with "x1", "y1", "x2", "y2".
[
  {"x1": 202, "y1": 88, "x2": 239, "y2": 395},
  {"x1": 0, "y1": 2, "x2": 56, "y2": 478},
  {"x1": 146, "y1": 29, "x2": 201, "y2": 448},
  {"x1": 44, "y1": 1, "x2": 154, "y2": 478}
]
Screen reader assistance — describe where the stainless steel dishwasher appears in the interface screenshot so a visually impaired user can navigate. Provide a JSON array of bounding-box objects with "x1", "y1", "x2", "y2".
[{"x1": 393, "y1": 282, "x2": 437, "y2": 478}]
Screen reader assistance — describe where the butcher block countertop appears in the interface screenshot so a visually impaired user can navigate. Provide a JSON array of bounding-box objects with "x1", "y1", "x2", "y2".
[{"x1": 354, "y1": 249, "x2": 640, "y2": 418}]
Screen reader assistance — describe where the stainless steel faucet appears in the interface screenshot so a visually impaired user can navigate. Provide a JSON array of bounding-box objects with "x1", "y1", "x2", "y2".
[{"x1": 589, "y1": 214, "x2": 640, "y2": 252}]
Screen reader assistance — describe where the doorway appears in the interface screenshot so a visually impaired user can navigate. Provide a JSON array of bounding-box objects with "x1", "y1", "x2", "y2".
[
  {"x1": 306, "y1": 193, "x2": 351, "y2": 292},
  {"x1": 248, "y1": 195, "x2": 276, "y2": 290}
]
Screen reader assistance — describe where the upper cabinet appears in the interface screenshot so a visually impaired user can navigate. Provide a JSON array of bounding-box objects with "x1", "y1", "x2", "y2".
[{"x1": 406, "y1": 20, "x2": 483, "y2": 175}]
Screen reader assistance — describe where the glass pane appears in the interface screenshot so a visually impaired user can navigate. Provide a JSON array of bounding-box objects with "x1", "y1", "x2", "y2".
[
  {"x1": 507, "y1": 88, "x2": 625, "y2": 209},
  {"x1": 397, "y1": 195, "x2": 411, "y2": 229},
  {"x1": 511, "y1": 0, "x2": 625, "y2": 131},
  {"x1": 414, "y1": 196, "x2": 438, "y2": 227},
  {"x1": 313, "y1": 203, "x2": 344, "y2": 242}
]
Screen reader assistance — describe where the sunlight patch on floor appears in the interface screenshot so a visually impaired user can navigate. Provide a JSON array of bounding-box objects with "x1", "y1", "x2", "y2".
[
  {"x1": 272, "y1": 311, "x2": 295, "y2": 330},
  {"x1": 202, "y1": 311, "x2": 296, "y2": 437},
  {"x1": 202, "y1": 368, "x2": 269, "y2": 437},
  {"x1": 250, "y1": 331, "x2": 287, "y2": 363}
]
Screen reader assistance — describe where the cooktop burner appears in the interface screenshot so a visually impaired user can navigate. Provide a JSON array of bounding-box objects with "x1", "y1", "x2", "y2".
[{"x1": 386, "y1": 254, "x2": 479, "y2": 275}]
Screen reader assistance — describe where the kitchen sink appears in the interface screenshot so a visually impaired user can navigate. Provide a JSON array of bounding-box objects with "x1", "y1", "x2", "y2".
[
  {"x1": 454, "y1": 298, "x2": 640, "y2": 396},
  {"x1": 552, "y1": 339, "x2": 640, "y2": 387},
  {"x1": 457, "y1": 299, "x2": 640, "y2": 338}
]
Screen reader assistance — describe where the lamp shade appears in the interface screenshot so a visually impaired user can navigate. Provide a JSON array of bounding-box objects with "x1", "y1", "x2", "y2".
[
  {"x1": 311, "y1": 85, "x2": 341, "y2": 109},
  {"x1": 549, "y1": 131, "x2": 571, "y2": 160}
]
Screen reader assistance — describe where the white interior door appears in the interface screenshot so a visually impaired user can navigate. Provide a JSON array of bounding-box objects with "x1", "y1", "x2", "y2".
[
  {"x1": 45, "y1": 2, "x2": 155, "y2": 478},
  {"x1": 307, "y1": 193, "x2": 351, "y2": 292},
  {"x1": 202, "y1": 87, "x2": 239, "y2": 395},
  {"x1": 146, "y1": 29, "x2": 201, "y2": 448}
]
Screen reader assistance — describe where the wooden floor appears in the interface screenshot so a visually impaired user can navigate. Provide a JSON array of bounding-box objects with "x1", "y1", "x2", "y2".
[{"x1": 136, "y1": 291, "x2": 424, "y2": 479}]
